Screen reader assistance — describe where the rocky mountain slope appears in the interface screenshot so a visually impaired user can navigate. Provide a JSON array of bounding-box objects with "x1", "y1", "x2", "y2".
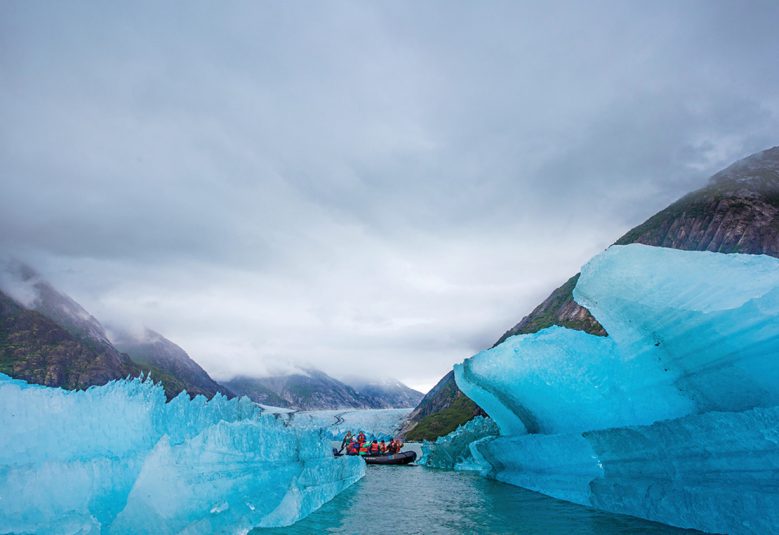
[
  {"x1": 225, "y1": 369, "x2": 423, "y2": 410},
  {"x1": 0, "y1": 263, "x2": 231, "y2": 399},
  {"x1": 0, "y1": 290, "x2": 137, "y2": 389},
  {"x1": 403, "y1": 370, "x2": 485, "y2": 441},
  {"x1": 402, "y1": 145, "x2": 779, "y2": 440},
  {"x1": 112, "y1": 328, "x2": 233, "y2": 399}
]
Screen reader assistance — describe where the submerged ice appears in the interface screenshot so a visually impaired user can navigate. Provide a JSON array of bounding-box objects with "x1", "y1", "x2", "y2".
[
  {"x1": 450, "y1": 244, "x2": 779, "y2": 534},
  {"x1": 0, "y1": 374, "x2": 364, "y2": 534}
]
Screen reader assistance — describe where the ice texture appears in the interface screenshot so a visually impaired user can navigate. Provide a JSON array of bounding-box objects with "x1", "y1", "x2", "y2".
[
  {"x1": 420, "y1": 416, "x2": 498, "y2": 471},
  {"x1": 285, "y1": 408, "x2": 410, "y2": 441},
  {"x1": 452, "y1": 244, "x2": 779, "y2": 534},
  {"x1": 0, "y1": 374, "x2": 364, "y2": 534},
  {"x1": 471, "y1": 406, "x2": 779, "y2": 534}
]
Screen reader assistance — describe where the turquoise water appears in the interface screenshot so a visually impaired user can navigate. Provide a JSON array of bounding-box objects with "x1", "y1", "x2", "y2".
[{"x1": 258, "y1": 462, "x2": 699, "y2": 534}]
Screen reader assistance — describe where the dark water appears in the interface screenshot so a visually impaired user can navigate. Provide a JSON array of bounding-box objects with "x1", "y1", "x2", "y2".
[{"x1": 258, "y1": 463, "x2": 698, "y2": 535}]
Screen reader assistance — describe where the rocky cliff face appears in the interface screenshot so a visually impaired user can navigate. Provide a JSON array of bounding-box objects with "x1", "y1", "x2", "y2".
[{"x1": 404, "y1": 145, "x2": 779, "y2": 441}]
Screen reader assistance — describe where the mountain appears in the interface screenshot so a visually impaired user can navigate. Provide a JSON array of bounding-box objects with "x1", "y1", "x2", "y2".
[
  {"x1": 402, "y1": 145, "x2": 779, "y2": 440},
  {"x1": 224, "y1": 369, "x2": 424, "y2": 410},
  {"x1": 0, "y1": 262, "x2": 139, "y2": 388},
  {"x1": 0, "y1": 262, "x2": 231, "y2": 399},
  {"x1": 0, "y1": 290, "x2": 137, "y2": 389},
  {"x1": 402, "y1": 370, "x2": 485, "y2": 441},
  {"x1": 344, "y1": 377, "x2": 424, "y2": 408},
  {"x1": 111, "y1": 328, "x2": 233, "y2": 400},
  {"x1": 0, "y1": 262, "x2": 115, "y2": 348}
]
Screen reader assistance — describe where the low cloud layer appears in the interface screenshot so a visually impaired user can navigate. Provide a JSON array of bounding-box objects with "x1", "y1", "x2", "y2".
[{"x1": 2, "y1": 1, "x2": 778, "y2": 392}]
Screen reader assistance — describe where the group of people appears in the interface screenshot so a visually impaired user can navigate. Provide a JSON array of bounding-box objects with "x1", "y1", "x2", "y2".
[{"x1": 340, "y1": 431, "x2": 403, "y2": 456}]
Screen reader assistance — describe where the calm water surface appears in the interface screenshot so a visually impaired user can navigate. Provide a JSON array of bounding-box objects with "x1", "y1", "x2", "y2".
[{"x1": 258, "y1": 461, "x2": 698, "y2": 534}]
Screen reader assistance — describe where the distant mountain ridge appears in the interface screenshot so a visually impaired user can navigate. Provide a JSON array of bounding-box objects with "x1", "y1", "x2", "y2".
[
  {"x1": 345, "y1": 377, "x2": 424, "y2": 409},
  {"x1": 402, "y1": 145, "x2": 779, "y2": 440},
  {"x1": 0, "y1": 262, "x2": 424, "y2": 409},
  {"x1": 224, "y1": 370, "x2": 423, "y2": 410}
]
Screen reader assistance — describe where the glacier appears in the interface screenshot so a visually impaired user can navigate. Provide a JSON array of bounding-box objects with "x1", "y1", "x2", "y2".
[
  {"x1": 450, "y1": 244, "x2": 779, "y2": 534},
  {"x1": 0, "y1": 374, "x2": 364, "y2": 534},
  {"x1": 287, "y1": 408, "x2": 411, "y2": 441}
]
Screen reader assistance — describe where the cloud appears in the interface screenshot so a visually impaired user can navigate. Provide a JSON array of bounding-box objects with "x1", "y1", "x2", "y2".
[{"x1": 1, "y1": 1, "x2": 778, "y2": 392}]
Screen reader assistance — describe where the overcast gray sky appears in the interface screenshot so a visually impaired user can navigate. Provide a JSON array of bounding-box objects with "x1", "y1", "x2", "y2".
[{"x1": 2, "y1": 1, "x2": 778, "y2": 392}]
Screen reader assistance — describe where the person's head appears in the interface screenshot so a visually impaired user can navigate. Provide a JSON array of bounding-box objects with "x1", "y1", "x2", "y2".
[
  {"x1": 373, "y1": 440, "x2": 378, "y2": 444},
  {"x1": 380, "y1": 440, "x2": 385, "y2": 444}
]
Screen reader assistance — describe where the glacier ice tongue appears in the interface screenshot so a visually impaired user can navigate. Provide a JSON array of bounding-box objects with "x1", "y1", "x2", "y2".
[
  {"x1": 452, "y1": 244, "x2": 779, "y2": 534},
  {"x1": 286, "y1": 408, "x2": 410, "y2": 441},
  {"x1": 0, "y1": 374, "x2": 364, "y2": 534}
]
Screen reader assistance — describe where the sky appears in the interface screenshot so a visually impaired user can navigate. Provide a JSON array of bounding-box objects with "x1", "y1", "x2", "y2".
[{"x1": 1, "y1": 1, "x2": 779, "y2": 393}]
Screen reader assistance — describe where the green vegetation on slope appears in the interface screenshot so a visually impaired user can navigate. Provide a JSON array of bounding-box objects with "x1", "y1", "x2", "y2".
[{"x1": 405, "y1": 395, "x2": 482, "y2": 441}]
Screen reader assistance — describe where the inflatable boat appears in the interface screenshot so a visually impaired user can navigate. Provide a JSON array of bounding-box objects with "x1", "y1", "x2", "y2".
[
  {"x1": 333, "y1": 449, "x2": 417, "y2": 465},
  {"x1": 363, "y1": 451, "x2": 417, "y2": 465}
]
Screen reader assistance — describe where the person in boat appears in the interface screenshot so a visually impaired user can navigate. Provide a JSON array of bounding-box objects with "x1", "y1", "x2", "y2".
[
  {"x1": 357, "y1": 431, "x2": 366, "y2": 445},
  {"x1": 340, "y1": 431, "x2": 354, "y2": 452},
  {"x1": 379, "y1": 439, "x2": 387, "y2": 454},
  {"x1": 369, "y1": 440, "x2": 380, "y2": 455},
  {"x1": 346, "y1": 440, "x2": 359, "y2": 455}
]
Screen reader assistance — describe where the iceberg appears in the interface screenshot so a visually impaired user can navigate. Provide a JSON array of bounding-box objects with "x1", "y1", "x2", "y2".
[
  {"x1": 420, "y1": 416, "x2": 498, "y2": 471},
  {"x1": 0, "y1": 374, "x2": 364, "y2": 534},
  {"x1": 452, "y1": 244, "x2": 779, "y2": 534}
]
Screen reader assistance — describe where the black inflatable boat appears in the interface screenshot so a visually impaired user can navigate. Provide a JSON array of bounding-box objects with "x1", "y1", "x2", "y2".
[
  {"x1": 332, "y1": 449, "x2": 417, "y2": 465},
  {"x1": 363, "y1": 451, "x2": 417, "y2": 465}
]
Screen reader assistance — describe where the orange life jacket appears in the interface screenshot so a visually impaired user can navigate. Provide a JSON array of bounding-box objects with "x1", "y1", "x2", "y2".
[{"x1": 370, "y1": 443, "x2": 380, "y2": 454}]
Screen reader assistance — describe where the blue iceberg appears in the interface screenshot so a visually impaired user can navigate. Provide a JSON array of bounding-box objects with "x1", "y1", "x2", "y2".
[
  {"x1": 452, "y1": 244, "x2": 779, "y2": 534},
  {"x1": 420, "y1": 416, "x2": 498, "y2": 471},
  {"x1": 0, "y1": 374, "x2": 364, "y2": 534}
]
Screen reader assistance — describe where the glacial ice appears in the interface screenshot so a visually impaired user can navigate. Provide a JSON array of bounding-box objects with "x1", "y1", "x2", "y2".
[
  {"x1": 451, "y1": 244, "x2": 779, "y2": 534},
  {"x1": 285, "y1": 408, "x2": 411, "y2": 441},
  {"x1": 420, "y1": 416, "x2": 498, "y2": 471},
  {"x1": 0, "y1": 373, "x2": 364, "y2": 534}
]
